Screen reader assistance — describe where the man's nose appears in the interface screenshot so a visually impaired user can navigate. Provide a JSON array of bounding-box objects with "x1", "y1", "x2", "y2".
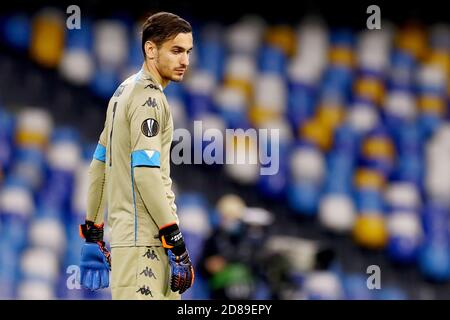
[{"x1": 180, "y1": 52, "x2": 189, "y2": 67}]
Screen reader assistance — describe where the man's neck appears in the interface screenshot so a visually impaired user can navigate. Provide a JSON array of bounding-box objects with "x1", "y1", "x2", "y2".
[{"x1": 143, "y1": 61, "x2": 169, "y2": 89}]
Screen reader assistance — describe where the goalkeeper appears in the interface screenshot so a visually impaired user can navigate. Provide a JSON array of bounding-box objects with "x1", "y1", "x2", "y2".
[{"x1": 78, "y1": 12, "x2": 194, "y2": 299}]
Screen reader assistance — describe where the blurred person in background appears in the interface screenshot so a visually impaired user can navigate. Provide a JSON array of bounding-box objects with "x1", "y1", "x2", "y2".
[
  {"x1": 199, "y1": 194, "x2": 254, "y2": 299},
  {"x1": 78, "y1": 11, "x2": 195, "y2": 300}
]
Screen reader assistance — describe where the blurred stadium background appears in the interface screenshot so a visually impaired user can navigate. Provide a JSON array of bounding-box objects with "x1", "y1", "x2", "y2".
[{"x1": 0, "y1": 0, "x2": 449, "y2": 299}]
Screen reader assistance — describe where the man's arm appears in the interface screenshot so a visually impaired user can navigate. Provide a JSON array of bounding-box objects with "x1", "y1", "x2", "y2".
[
  {"x1": 86, "y1": 126, "x2": 107, "y2": 224},
  {"x1": 79, "y1": 124, "x2": 111, "y2": 291},
  {"x1": 128, "y1": 93, "x2": 177, "y2": 230},
  {"x1": 128, "y1": 90, "x2": 193, "y2": 293}
]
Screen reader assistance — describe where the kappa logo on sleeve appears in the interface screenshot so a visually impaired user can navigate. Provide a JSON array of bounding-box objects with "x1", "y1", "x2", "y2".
[
  {"x1": 142, "y1": 96, "x2": 159, "y2": 109},
  {"x1": 141, "y1": 118, "x2": 159, "y2": 137}
]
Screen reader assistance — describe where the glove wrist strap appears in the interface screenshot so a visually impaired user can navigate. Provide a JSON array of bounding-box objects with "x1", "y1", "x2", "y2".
[
  {"x1": 80, "y1": 220, "x2": 104, "y2": 243},
  {"x1": 159, "y1": 223, "x2": 186, "y2": 256}
]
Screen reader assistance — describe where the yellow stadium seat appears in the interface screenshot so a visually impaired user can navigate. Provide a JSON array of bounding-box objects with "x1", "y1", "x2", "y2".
[
  {"x1": 15, "y1": 130, "x2": 49, "y2": 149},
  {"x1": 224, "y1": 78, "x2": 253, "y2": 102},
  {"x1": 265, "y1": 25, "x2": 296, "y2": 57},
  {"x1": 427, "y1": 50, "x2": 449, "y2": 77},
  {"x1": 419, "y1": 95, "x2": 446, "y2": 115},
  {"x1": 299, "y1": 118, "x2": 333, "y2": 151},
  {"x1": 248, "y1": 106, "x2": 282, "y2": 127},
  {"x1": 30, "y1": 11, "x2": 65, "y2": 68},
  {"x1": 362, "y1": 137, "x2": 395, "y2": 160},
  {"x1": 316, "y1": 104, "x2": 346, "y2": 130},
  {"x1": 329, "y1": 47, "x2": 354, "y2": 68},
  {"x1": 395, "y1": 24, "x2": 427, "y2": 61},
  {"x1": 353, "y1": 213, "x2": 388, "y2": 249},
  {"x1": 354, "y1": 77, "x2": 385, "y2": 105},
  {"x1": 354, "y1": 168, "x2": 386, "y2": 190}
]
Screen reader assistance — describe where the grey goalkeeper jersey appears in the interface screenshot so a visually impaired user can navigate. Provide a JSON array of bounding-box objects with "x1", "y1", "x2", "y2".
[{"x1": 86, "y1": 67, "x2": 179, "y2": 247}]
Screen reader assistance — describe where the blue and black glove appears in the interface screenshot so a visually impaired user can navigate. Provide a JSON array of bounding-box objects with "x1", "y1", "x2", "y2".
[
  {"x1": 159, "y1": 223, "x2": 195, "y2": 294},
  {"x1": 79, "y1": 220, "x2": 111, "y2": 290}
]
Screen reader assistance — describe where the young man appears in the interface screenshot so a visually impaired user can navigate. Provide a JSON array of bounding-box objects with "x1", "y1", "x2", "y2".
[{"x1": 78, "y1": 12, "x2": 194, "y2": 300}]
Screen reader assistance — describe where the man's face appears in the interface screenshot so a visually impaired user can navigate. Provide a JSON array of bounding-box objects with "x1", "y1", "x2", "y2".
[{"x1": 155, "y1": 32, "x2": 193, "y2": 82}]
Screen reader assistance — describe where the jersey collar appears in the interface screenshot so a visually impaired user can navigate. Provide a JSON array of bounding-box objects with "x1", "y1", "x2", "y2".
[{"x1": 140, "y1": 67, "x2": 164, "y2": 92}]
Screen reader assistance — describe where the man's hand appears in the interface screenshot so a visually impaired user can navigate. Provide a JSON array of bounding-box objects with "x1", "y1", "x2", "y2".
[
  {"x1": 159, "y1": 223, "x2": 195, "y2": 294},
  {"x1": 168, "y1": 249, "x2": 195, "y2": 294},
  {"x1": 79, "y1": 221, "x2": 111, "y2": 290}
]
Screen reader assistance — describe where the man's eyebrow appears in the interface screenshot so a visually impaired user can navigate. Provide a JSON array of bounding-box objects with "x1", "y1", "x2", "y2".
[{"x1": 171, "y1": 45, "x2": 193, "y2": 51}]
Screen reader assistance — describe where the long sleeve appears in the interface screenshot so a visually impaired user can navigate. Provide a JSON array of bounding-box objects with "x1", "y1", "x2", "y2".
[
  {"x1": 133, "y1": 166, "x2": 176, "y2": 228},
  {"x1": 86, "y1": 127, "x2": 107, "y2": 224},
  {"x1": 128, "y1": 90, "x2": 178, "y2": 229}
]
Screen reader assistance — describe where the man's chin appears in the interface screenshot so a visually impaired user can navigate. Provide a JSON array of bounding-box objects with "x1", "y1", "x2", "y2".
[{"x1": 170, "y1": 75, "x2": 184, "y2": 82}]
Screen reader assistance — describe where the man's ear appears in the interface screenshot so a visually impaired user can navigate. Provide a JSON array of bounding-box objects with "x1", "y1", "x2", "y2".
[{"x1": 145, "y1": 41, "x2": 157, "y2": 59}]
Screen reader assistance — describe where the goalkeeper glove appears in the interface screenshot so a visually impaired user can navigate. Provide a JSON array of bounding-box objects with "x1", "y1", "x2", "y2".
[
  {"x1": 159, "y1": 223, "x2": 195, "y2": 294},
  {"x1": 79, "y1": 220, "x2": 111, "y2": 290}
]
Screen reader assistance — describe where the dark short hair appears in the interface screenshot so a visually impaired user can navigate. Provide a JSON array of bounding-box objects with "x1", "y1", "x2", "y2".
[{"x1": 141, "y1": 12, "x2": 192, "y2": 57}]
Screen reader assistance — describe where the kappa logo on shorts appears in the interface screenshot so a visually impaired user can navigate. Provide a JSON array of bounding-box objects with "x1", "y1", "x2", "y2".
[
  {"x1": 141, "y1": 118, "x2": 159, "y2": 137},
  {"x1": 136, "y1": 285, "x2": 153, "y2": 296},
  {"x1": 140, "y1": 267, "x2": 157, "y2": 279},
  {"x1": 143, "y1": 249, "x2": 160, "y2": 261}
]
